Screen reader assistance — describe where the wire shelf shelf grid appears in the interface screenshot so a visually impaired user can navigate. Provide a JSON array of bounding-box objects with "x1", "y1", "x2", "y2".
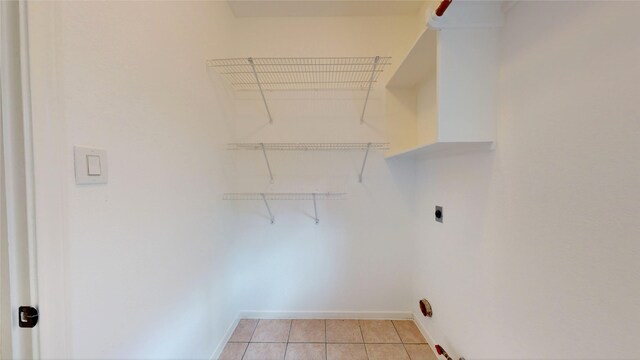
[
  {"x1": 227, "y1": 142, "x2": 389, "y2": 151},
  {"x1": 223, "y1": 192, "x2": 347, "y2": 201},
  {"x1": 207, "y1": 57, "x2": 391, "y2": 91}
]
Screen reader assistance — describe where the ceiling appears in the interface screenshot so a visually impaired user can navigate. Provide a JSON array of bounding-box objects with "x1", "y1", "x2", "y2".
[{"x1": 227, "y1": 0, "x2": 426, "y2": 17}]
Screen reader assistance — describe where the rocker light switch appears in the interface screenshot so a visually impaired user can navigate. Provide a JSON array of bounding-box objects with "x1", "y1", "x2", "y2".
[
  {"x1": 74, "y1": 146, "x2": 108, "y2": 185},
  {"x1": 87, "y1": 155, "x2": 101, "y2": 176}
]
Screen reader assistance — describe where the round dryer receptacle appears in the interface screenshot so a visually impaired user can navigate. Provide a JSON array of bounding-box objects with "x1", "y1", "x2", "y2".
[{"x1": 419, "y1": 298, "x2": 433, "y2": 317}]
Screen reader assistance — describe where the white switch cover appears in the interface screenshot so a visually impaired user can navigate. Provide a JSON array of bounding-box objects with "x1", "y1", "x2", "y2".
[{"x1": 74, "y1": 146, "x2": 107, "y2": 184}]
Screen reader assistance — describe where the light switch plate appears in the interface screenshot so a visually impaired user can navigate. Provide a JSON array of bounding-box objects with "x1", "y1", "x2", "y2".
[{"x1": 74, "y1": 146, "x2": 108, "y2": 185}]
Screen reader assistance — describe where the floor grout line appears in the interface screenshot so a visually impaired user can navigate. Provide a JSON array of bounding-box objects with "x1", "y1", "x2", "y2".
[
  {"x1": 357, "y1": 319, "x2": 366, "y2": 343},
  {"x1": 390, "y1": 319, "x2": 402, "y2": 341},
  {"x1": 403, "y1": 343, "x2": 413, "y2": 360},
  {"x1": 248, "y1": 319, "x2": 260, "y2": 343},
  {"x1": 391, "y1": 320, "x2": 413, "y2": 360},
  {"x1": 285, "y1": 319, "x2": 292, "y2": 360},
  {"x1": 239, "y1": 342, "x2": 249, "y2": 360},
  {"x1": 240, "y1": 319, "x2": 259, "y2": 360},
  {"x1": 357, "y1": 320, "x2": 370, "y2": 360},
  {"x1": 324, "y1": 320, "x2": 328, "y2": 360}
]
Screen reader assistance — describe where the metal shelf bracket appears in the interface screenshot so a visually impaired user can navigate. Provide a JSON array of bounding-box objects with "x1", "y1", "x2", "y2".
[
  {"x1": 359, "y1": 142, "x2": 372, "y2": 183},
  {"x1": 360, "y1": 56, "x2": 380, "y2": 124},
  {"x1": 312, "y1": 193, "x2": 319, "y2": 224},
  {"x1": 223, "y1": 192, "x2": 346, "y2": 224},
  {"x1": 261, "y1": 193, "x2": 275, "y2": 224},
  {"x1": 260, "y1": 142, "x2": 275, "y2": 183},
  {"x1": 248, "y1": 57, "x2": 274, "y2": 124}
]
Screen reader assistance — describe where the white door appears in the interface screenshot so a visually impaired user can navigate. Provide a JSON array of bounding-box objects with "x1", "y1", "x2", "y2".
[{"x1": 0, "y1": 1, "x2": 40, "y2": 359}]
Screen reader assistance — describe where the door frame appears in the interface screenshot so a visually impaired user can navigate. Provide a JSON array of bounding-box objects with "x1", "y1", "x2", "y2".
[{"x1": 0, "y1": 1, "x2": 40, "y2": 358}]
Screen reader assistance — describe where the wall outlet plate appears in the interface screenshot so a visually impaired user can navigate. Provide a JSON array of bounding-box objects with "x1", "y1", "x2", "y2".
[{"x1": 435, "y1": 206, "x2": 443, "y2": 223}]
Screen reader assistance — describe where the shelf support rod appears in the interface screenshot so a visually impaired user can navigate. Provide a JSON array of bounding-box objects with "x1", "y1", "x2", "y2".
[
  {"x1": 360, "y1": 56, "x2": 380, "y2": 124},
  {"x1": 260, "y1": 143, "x2": 274, "y2": 183},
  {"x1": 261, "y1": 193, "x2": 275, "y2": 224},
  {"x1": 359, "y1": 143, "x2": 372, "y2": 183},
  {"x1": 248, "y1": 58, "x2": 273, "y2": 124},
  {"x1": 312, "y1": 193, "x2": 319, "y2": 224}
]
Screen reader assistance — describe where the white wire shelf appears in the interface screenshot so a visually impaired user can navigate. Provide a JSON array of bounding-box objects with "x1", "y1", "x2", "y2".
[
  {"x1": 223, "y1": 192, "x2": 346, "y2": 224},
  {"x1": 207, "y1": 56, "x2": 391, "y2": 124},
  {"x1": 207, "y1": 57, "x2": 391, "y2": 91},
  {"x1": 227, "y1": 142, "x2": 389, "y2": 151},
  {"x1": 223, "y1": 192, "x2": 346, "y2": 201},
  {"x1": 227, "y1": 142, "x2": 387, "y2": 183}
]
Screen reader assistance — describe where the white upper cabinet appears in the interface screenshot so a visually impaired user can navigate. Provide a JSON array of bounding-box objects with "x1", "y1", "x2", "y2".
[{"x1": 385, "y1": 1, "x2": 503, "y2": 159}]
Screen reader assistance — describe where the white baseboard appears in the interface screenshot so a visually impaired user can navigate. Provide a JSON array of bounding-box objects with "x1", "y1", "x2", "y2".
[
  {"x1": 239, "y1": 310, "x2": 414, "y2": 320},
  {"x1": 412, "y1": 312, "x2": 440, "y2": 358},
  {"x1": 210, "y1": 315, "x2": 241, "y2": 360}
]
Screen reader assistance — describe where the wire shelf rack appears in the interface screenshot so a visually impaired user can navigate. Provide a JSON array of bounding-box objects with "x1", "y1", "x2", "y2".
[
  {"x1": 207, "y1": 57, "x2": 391, "y2": 91},
  {"x1": 223, "y1": 192, "x2": 346, "y2": 201},
  {"x1": 207, "y1": 56, "x2": 391, "y2": 124},
  {"x1": 227, "y1": 142, "x2": 387, "y2": 183},
  {"x1": 227, "y1": 142, "x2": 389, "y2": 151}
]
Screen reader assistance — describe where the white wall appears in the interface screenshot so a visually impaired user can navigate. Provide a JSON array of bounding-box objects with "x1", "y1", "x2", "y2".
[
  {"x1": 28, "y1": 2, "x2": 239, "y2": 358},
  {"x1": 224, "y1": 15, "x2": 421, "y2": 315},
  {"x1": 28, "y1": 2, "x2": 425, "y2": 359},
  {"x1": 413, "y1": 1, "x2": 640, "y2": 358},
  {"x1": 29, "y1": 1, "x2": 640, "y2": 359}
]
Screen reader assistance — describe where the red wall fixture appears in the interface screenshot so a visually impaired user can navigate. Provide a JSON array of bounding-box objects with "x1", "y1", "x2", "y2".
[{"x1": 435, "y1": 0, "x2": 452, "y2": 17}]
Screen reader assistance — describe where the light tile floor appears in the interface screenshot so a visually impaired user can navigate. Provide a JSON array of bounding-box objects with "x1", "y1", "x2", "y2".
[{"x1": 219, "y1": 319, "x2": 438, "y2": 360}]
